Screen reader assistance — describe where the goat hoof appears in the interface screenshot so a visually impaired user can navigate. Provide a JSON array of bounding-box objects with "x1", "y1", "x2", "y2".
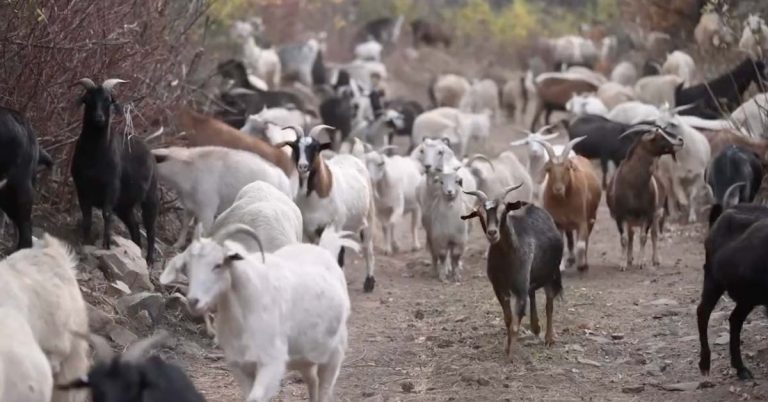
[
  {"x1": 699, "y1": 359, "x2": 710, "y2": 376},
  {"x1": 545, "y1": 335, "x2": 555, "y2": 347},
  {"x1": 619, "y1": 264, "x2": 627, "y2": 272},
  {"x1": 363, "y1": 276, "x2": 376, "y2": 292},
  {"x1": 737, "y1": 368, "x2": 754, "y2": 380},
  {"x1": 577, "y1": 264, "x2": 589, "y2": 272}
]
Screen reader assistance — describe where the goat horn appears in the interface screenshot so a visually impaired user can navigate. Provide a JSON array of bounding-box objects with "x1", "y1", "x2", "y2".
[
  {"x1": 101, "y1": 79, "x2": 127, "y2": 92},
  {"x1": 509, "y1": 138, "x2": 529, "y2": 146},
  {"x1": 722, "y1": 182, "x2": 746, "y2": 208},
  {"x1": 671, "y1": 103, "x2": 695, "y2": 114},
  {"x1": 538, "y1": 131, "x2": 561, "y2": 141},
  {"x1": 212, "y1": 223, "x2": 265, "y2": 263},
  {"x1": 76, "y1": 78, "x2": 97, "y2": 90},
  {"x1": 228, "y1": 88, "x2": 258, "y2": 95},
  {"x1": 536, "y1": 124, "x2": 556, "y2": 135},
  {"x1": 377, "y1": 145, "x2": 398, "y2": 154},
  {"x1": 282, "y1": 125, "x2": 305, "y2": 138},
  {"x1": 561, "y1": 136, "x2": 585, "y2": 159},
  {"x1": 122, "y1": 330, "x2": 171, "y2": 363},
  {"x1": 463, "y1": 189, "x2": 489, "y2": 203},
  {"x1": 308, "y1": 124, "x2": 335, "y2": 138},
  {"x1": 466, "y1": 154, "x2": 495, "y2": 171},
  {"x1": 618, "y1": 124, "x2": 658, "y2": 139},
  {"x1": 530, "y1": 138, "x2": 557, "y2": 162},
  {"x1": 501, "y1": 183, "x2": 524, "y2": 199}
]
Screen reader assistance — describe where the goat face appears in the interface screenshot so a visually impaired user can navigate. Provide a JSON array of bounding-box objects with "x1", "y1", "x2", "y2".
[
  {"x1": 436, "y1": 171, "x2": 463, "y2": 201},
  {"x1": 184, "y1": 239, "x2": 243, "y2": 315},
  {"x1": 415, "y1": 138, "x2": 452, "y2": 172},
  {"x1": 81, "y1": 87, "x2": 116, "y2": 127},
  {"x1": 545, "y1": 159, "x2": 573, "y2": 198},
  {"x1": 64, "y1": 359, "x2": 145, "y2": 402},
  {"x1": 640, "y1": 127, "x2": 684, "y2": 157},
  {"x1": 365, "y1": 152, "x2": 386, "y2": 182},
  {"x1": 461, "y1": 185, "x2": 525, "y2": 243},
  {"x1": 289, "y1": 136, "x2": 332, "y2": 176}
]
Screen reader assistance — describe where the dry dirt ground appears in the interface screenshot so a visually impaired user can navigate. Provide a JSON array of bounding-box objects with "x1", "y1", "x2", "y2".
[{"x1": 168, "y1": 117, "x2": 768, "y2": 402}]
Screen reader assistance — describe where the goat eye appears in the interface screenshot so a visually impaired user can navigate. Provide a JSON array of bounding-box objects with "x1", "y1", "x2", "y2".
[
  {"x1": 438, "y1": 150, "x2": 444, "y2": 156},
  {"x1": 419, "y1": 149, "x2": 424, "y2": 154},
  {"x1": 377, "y1": 161, "x2": 385, "y2": 167},
  {"x1": 213, "y1": 263, "x2": 223, "y2": 271}
]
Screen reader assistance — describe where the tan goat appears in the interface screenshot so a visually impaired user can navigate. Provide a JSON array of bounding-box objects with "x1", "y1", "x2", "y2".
[{"x1": 534, "y1": 137, "x2": 602, "y2": 272}]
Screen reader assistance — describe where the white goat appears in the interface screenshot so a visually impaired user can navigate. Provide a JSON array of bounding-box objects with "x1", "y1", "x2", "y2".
[
  {"x1": 161, "y1": 225, "x2": 351, "y2": 402},
  {"x1": 0, "y1": 307, "x2": 53, "y2": 402},
  {"x1": 634, "y1": 74, "x2": 684, "y2": 107},
  {"x1": 610, "y1": 61, "x2": 638, "y2": 86},
  {"x1": 364, "y1": 147, "x2": 422, "y2": 254},
  {"x1": 209, "y1": 180, "x2": 303, "y2": 252},
  {"x1": 695, "y1": 12, "x2": 735, "y2": 52},
  {"x1": 654, "y1": 106, "x2": 712, "y2": 223},
  {"x1": 354, "y1": 39, "x2": 383, "y2": 61},
  {"x1": 606, "y1": 101, "x2": 660, "y2": 124},
  {"x1": 730, "y1": 92, "x2": 768, "y2": 137},
  {"x1": 597, "y1": 82, "x2": 636, "y2": 110},
  {"x1": 413, "y1": 107, "x2": 491, "y2": 157},
  {"x1": 465, "y1": 152, "x2": 533, "y2": 203},
  {"x1": 549, "y1": 35, "x2": 598, "y2": 70},
  {"x1": 231, "y1": 21, "x2": 281, "y2": 89},
  {"x1": 0, "y1": 234, "x2": 88, "y2": 402},
  {"x1": 739, "y1": 14, "x2": 768, "y2": 60},
  {"x1": 422, "y1": 171, "x2": 469, "y2": 282},
  {"x1": 508, "y1": 126, "x2": 573, "y2": 203},
  {"x1": 285, "y1": 125, "x2": 378, "y2": 291},
  {"x1": 411, "y1": 137, "x2": 478, "y2": 208},
  {"x1": 153, "y1": 146, "x2": 292, "y2": 248},
  {"x1": 661, "y1": 50, "x2": 696, "y2": 87},
  {"x1": 240, "y1": 107, "x2": 307, "y2": 150},
  {"x1": 460, "y1": 79, "x2": 501, "y2": 122},
  {"x1": 432, "y1": 74, "x2": 471, "y2": 108},
  {"x1": 565, "y1": 93, "x2": 608, "y2": 116}
]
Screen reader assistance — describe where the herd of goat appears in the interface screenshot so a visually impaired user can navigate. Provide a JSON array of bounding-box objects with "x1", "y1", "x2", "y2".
[{"x1": 4, "y1": 10, "x2": 768, "y2": 402}]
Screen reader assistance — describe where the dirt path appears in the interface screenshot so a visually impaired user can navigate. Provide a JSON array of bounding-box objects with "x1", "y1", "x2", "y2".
[{"x1": 175, "y1": 125, "x2": 768, "y2": 402}]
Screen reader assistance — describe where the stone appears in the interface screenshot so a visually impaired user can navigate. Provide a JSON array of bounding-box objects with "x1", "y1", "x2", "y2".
[
  {"x1": 108, "y1": 324, "x2": 138, "y2": 347},
  {"x1": 660, "y1": 381, "x2": 702, "y2": 392},
  {"x1": 476, "y1": 377, "x2": 491, "y2": 386},
  {"x1": 622, "y1": 385, "x2": 645, "y2": 394},
  {"x1": 414, "y1": 309, "x2": 425, "y2": 320},
  {"x1": 92, "y1": 236, "x2": 153, "y2": 292},
  {"x1": 714, "y1": 333, "x2": 729, "y2": 345},
  {"x1": 86, "y1": 303, "x2": 114, "y2": 334},
  {"x1": 648, "y1": 298, "x2": 678, "y2": 306},
  {"x1": 400, "y1": 381, "x2": 415, "y2": 393},
  {"x1": 576, "y1": 357, "x2": 603, "y2": 367},
  {"x1": 117, "y1": 292, "x2": 165, "y2": 324},
  {"x1": 611, "y1": 333, "x2": 625, "y2": 340}
]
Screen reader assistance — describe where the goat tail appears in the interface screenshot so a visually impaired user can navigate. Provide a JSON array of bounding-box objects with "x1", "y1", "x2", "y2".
[{"x1": 319, "y1": 228, "x2": 360, "y2": 261}]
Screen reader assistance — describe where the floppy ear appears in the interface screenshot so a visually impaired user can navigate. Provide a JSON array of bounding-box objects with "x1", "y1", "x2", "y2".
[
  {"x1": 320, "y1": 142, "x2": 334, "y2": 151},
  {"x1": 441, "y1": 137, "x2": 451, "y2": 146},
  {"x1": 504, "y1": 201, "x2": 526, "y2": 211},
  {"x1": 225, "y1": 251, "x2": 244, "y2": 263},
  {"x1": 460, "y1": 210, "x2": 480, "y2": 221},
  {"x1": 56, "y1": 376, "x2": 90, "y2": 390}
]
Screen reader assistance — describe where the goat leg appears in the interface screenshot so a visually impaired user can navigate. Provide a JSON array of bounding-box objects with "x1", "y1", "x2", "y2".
[
  {"x1": 411, "y1": 209, "x2": 422, "y2": 251},
  {"x1": 101, "y1": 209, "x2": 113, "y2": 249},
  {"x1": 697, "y1": 279, "x2": 724, "y2": 376},
  {"x1": 620, "y1": 223, "x2": 634, "y2": 271},
  {"x1": 729, "y1": 303, "x2": 755, "y2": 380},
  {"x1": 174, "y1": 209, "x2": 194, "y2": 249},
  {"x1": 544, "y1": 287, "x2": 556, "y2": 346},
  {"x1": 563, "y1": 230, "x2": 575, "y2": 269},
  {"x1": 576, "y1": 223, "x2": 589, "y2": 272},
  {"x1": 651, "y1": 217, "x2": 661, "y2": 267},
  {"x1": 247, "y1": 362, "x2": 286, "y2": 402},
  {"x1": 528, "y1": 289, "x2": 541, "y2": 336},
  {"x1": 77, "y1": 196, "x2": 93, "y2": 245}
]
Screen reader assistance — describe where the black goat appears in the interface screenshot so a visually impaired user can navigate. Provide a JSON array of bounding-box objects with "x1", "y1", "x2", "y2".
[
  {"x1": 563, "y1": 115, "x2": 641, "y2": 188},
  {"x1": 0, "y1": 107, "x2": 51, "y2": 249},
  {"x1": 676, "y1": 58, "x2": 767, "y2": 119},
  {"x1": 356, "y1": 16, "x2": 403, "y2": 44},
  {"x1": 384, "y1": 98, "x2": 423, "y2": 148},
  {"x1": 72, "y1": 78, "x2": 158, "y2": 264},
  {"x1": 698, "y1": 204, "x2": 768, "y2": 380},
  {"x1": 60, "y1": 332, "x2": 205, "y2": 402},
  {"x1": 705, "y1": 145, "x2": 763, "y2": 226},
  {"x1": 319, "y1": 91, "x2": 354, "y2": 147},
  {"x1": 462, "y1": 186, "x2": 563, "y2": 360}
]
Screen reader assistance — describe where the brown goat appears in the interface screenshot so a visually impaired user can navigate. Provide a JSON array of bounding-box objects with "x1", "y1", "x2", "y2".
[
  {"x1": 176, "y1": 108, "x2": 294, "y2": 176},
  {"x1": 534, "y1": 137, "x2": 602, "y2": 272},
  {"x1": 530, "y1": 76, "x2": 598, "y2": 130},
  {"x1": 701, "y1": 128, "x2": 768, "y2": 157},
  {"x1": 607, "y1": 125, "x2": 683, "y2": 270}
]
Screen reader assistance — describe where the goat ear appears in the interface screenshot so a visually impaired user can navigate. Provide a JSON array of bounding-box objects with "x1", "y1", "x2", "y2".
[
  {"x1": 153, "y1": 152, "x2": 169, "y2": 164},
  {"x1": 641, "y1": 131, "x2": 656, "y2": 141},
  {"x1": 460, "y1": 210, "x2": 479, "y2": 221},
  {"x1": 56, "y1": 376, "x2": 90, "y2": 390},
  {"x1": 274, "y1": 141, "x2": 293, "y2": 149},
  {"x1": 225, "y1": 251, "x2": 244, "y2": 263},
  {"x1": 320, "y1": 142, "x2": 333, "y2": 151}
]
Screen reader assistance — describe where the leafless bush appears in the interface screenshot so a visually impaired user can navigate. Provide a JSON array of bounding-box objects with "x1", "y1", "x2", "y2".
[{"x1": 0, "y1": 0, "x2": 210, "y2": 212}]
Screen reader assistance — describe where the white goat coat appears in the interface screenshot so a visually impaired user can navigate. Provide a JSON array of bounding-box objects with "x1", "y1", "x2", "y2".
[
  {"x1": 739, "y1": 17, "x2": 768, "y2": 59},
  {"x1": 661, "y1": 50, "x2": 696, "y2": 87},
  {"x1": 0, "y1": 307, "x2": 53, "y2": 402},
  {"x1": 354, "y1": 39, "x2": 383, "y2": 61},
  {"x1": 209, "y1": 181, "x2": 303, "y2": 251},
  {"x1": 468, "y1": 151, "x2": 533, "y2": 202},
  {"x1": 296, "y1": 154, "x2": 372, "y2": 242},
  {"x1": 460, "y1": 79, "x2": 501, "y2": 120},
  {"x1": 154, "y1": 146, "x2": 292, "y2": 235},
  {"x1": 433, "y1": 74, "x2": 471, "y2": 108},
  {"x1": 597, "y1": 82, "x2": 636, "y2": 110},
  {"x1": 610, "y1": 61, "x2": 638, "y2": 86},
  {"x1": 0, "y1": 235, "x2": 88, "y2": 402},
  {"x1": 731, "y1": 92, "x2": 768, "y2": 137},
  {"x1": 634, "y1": 74, "x2": 684, "y2": 107},
  {"x1": 413, "y1": 107, "x2": 491, "y2": 157},
  {"x1": 606, "y1": 101, "x2": 660, "y2": 124}
]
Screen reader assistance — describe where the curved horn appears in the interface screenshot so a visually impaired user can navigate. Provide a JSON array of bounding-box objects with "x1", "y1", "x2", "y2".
[
  {"x1": 530, "y1": 138, "x2": 557, "y2": 161},
  {"x1": 535, "y1": 124, "x2": 556, "y2": 135},
  {"x1": 282, "y1": 125, "x2": 305, "y2": 138},
  {"x1": 76, "y1": 78, "x2": 97, "y2": 90},
  {"x1": 463, "y1": 189, "x2": 489, "y2": 204},
  {"x1": 501, "y1": 183, "x2": 524, "y2": 199},
  {"x1": 466, "y1": 154, "x2": 495, "y2": 171},
  {"x1": 122, "y1": 330, "x2": 171, "y2": 363},
  {"x1": 228, "y1": 88, "x2": 258, "y2": 95},
  {"x1": 671, "y1": 103, "x2": 695, "y2": 114},
  {"x1": 212, "y1": 224, "x2": 265, "y2": 263},
  {"x1": 722, "y1": 182, "x2": 746, "y2": 208},
  {"x1": 618, "y1": 123, "x2": 658, "y2": 139},
  {"x1": 561, "y1": 136, "x2": 586, "y2": 159},
  {"x1": 308, "y1": 124, "x2": 335, "y2": 138},
  {"x1": 101, "y1": 79, "x2": 127, "y2": 92},
  {"x1": 538, "y1": 131, "x2": 561, "y2": 141},
  {"x1": 376, "y1": 145, "x2": 398, "y2": 154}
]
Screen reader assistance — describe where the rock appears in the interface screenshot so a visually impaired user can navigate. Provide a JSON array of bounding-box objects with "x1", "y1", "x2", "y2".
[
  {"x1": 714, "y1": 333, "x2": 729, "y2": 345},
  {"x1": 648, "y1": 298, "x2": 678, "y2": 306},
  {"x1": 454, "y1": 315, "x2": 468, "y2": 323},
  {"x1": 414, "y1": 309, "x2": 425, "y2": 320},
  {"x1": 476, "y1": 377, "x2": 491, "y2": 386},
  {"x1": 105, "y1": 280, "x2": 132, "y2": 298},
  {"x1": 660, "y1": 381, "x2": 702, "y2": 392},
  {"x1": 622, "y1": 384, "x2": 645, "y2": 394},
  {"x1": 136, "y1": 310, "x2": 153, "y2": 328},
  {"x1": 576, "y1": 357, "x2": 603, "y2": 367},
  {"x1": 87, "y1": 303, "x2": 114, "y2": 333},
  {"x1": 108, "y1": 324, "x2": 138, "y2": 347},
  {"x1": 117, "y1": 292, "x2": 165, "y2": 324},
  {"x1": 460, "y1": 373, "x2": 477, "y2": 383},
  {"x1": 566, "y1": 344, "x2": 585, "y2": 352},
  {"x1": 92, "y1": 236, "x2": 153, "y2": 292},
  {"x1": 611, "y1": 333, "x2": 625, "y2": 340},
  {"x1": 400, "y1": 381, "x2": 415, "y2": 393},
  {"x1": 361, "y1": 390, "x2": 376, "y2": 398}
]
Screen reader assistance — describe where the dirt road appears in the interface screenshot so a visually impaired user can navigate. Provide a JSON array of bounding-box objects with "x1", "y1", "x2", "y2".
[{"x1": 175, "y1": 125, "x2": 768, "y2": 402}]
